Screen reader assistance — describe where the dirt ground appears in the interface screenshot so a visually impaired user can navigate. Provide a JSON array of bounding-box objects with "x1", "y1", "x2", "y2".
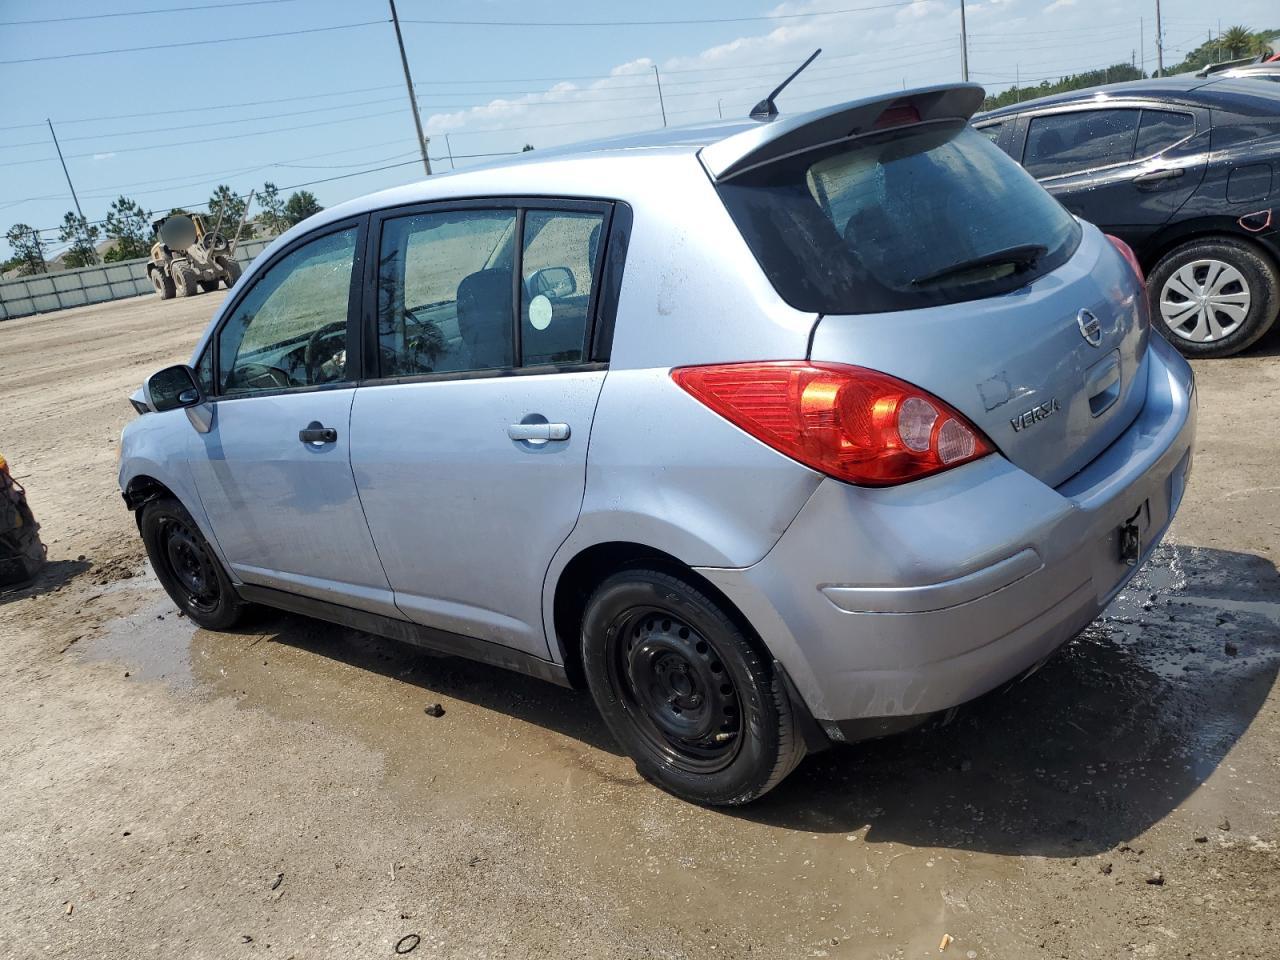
[{"x1": 1, "y1": 292, "x2": 1278, "y2": 960}]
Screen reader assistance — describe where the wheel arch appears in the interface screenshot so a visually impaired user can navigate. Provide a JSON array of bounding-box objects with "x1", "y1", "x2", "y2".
[
  {"x1": 550, "y1": 540, "x2": 762, "y2": 690},
  {"x1": 1140, "y1": 219, "x2": 1280, "y2": 275},
  {"x1": 122, "y1": 473, "x2": 179, "y2": 526}
]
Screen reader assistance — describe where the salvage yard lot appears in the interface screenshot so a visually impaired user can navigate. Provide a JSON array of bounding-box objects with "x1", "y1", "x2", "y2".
[{"x1": 1, "y1": 292, "x2": 1279, "y2": 959}]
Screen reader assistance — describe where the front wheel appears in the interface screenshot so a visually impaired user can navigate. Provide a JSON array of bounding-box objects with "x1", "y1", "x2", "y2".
[
  {"x1": 1148, "y1": 237, "x2": 1280, "y2": 358},
  {"x1": 219, "y1": 256, "x2": 242, "y2": 289},
  {"x1": 140, "y1": 498, "x2": 246, "y2": 630},
  {"x1": 581, "y1": 568, "x2": 806, "y2": 805}
]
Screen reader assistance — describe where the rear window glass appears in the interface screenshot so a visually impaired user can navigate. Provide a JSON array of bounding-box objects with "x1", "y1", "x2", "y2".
[
  {"x1": 717, "y1": 123, "x2": 1081, "y2": 315},
  {"x1": 1135, "y1": 109, "x2": 1194, "y2": 156}
]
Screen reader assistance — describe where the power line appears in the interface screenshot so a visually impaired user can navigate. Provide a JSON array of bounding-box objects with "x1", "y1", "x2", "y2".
[
  {"x1": 0, "y1": 0, "x2": 296, "y2": 26},
  {"x1": 0, "y1": 19, "x2": 387, "y2": 65},
  {"x1": 398, "y1": 3, "x2": 916, "y2": 28}
]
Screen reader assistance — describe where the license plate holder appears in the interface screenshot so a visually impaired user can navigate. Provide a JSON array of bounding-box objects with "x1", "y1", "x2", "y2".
[{"x1": 1118, "y1": 500, "x2": 1151, "y2": 566}]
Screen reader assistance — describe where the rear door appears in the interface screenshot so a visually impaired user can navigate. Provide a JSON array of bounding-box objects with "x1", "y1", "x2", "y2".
[
  {"x1": 1015, "y1": 104, "x2": 1210, "y2": 243},
  {"x1": 349, "y1": 200, "x2": 614, "y2": 658}
]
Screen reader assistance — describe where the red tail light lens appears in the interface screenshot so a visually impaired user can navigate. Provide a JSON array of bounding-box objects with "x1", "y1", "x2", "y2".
[
  {"x1": 671, "y1": 362, "x2": 994, "y2": 487},
  {"x1": 1106, "y1": 234, "x2": 1144, "y2": 285}
]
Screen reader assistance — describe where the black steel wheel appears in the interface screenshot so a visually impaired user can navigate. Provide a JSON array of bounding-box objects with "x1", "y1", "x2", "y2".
[
  {"x1": 140, "y1": 498, "x2": 246, "y2": 630},
  {"x1": 582, "y1": 568, "x2": 806, "y2": 805}
]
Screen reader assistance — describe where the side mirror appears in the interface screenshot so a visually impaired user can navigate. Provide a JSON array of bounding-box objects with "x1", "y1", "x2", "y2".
[
  {"x1": 144, "y1": 364, "x2": 203, "y2": 412},
  {"x1": 527, "y1": 266, "x2": 576, "y2": 299}
]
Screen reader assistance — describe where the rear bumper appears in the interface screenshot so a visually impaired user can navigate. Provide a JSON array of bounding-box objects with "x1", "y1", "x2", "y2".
[{"x1": 697, "y1": 334, "x2": 1196, "y2": 739}]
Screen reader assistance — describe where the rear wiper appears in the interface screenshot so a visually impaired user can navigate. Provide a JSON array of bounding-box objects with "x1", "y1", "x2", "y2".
[{"x1": 910, "y1": 244, "x2": 1048, "y2": 287}]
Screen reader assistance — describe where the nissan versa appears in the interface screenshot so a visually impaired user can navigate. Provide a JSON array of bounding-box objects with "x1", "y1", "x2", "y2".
[{"x1": 119, "y1": 83, "x2": 1196, "y2": 806}]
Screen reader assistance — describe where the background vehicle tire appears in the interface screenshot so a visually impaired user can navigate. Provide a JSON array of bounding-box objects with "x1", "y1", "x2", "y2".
[
  {"x1": 151, "y1": 269, "x2": 175, "y2": 300},
  {"x1": 140, "y1": 498, "x2": 246, "y2": 630},
  {"x1": 1148, "y1": 237, "x2": 1280, "y2": 358},
  {"x1": 581, "y1": 568, "x2": 806, "y2": 805},
  {"x1": 197, "y1": 279, "x2": 219, "y2": 293},
  {"x1": 220, "y1": 257, "x2": 242, "y2": 288},
  {"x1": 173, "y1": 263, "x2": 200, "y2": 298}
]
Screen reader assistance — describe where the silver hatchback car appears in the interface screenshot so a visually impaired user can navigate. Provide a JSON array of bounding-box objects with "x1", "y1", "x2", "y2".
[{"x1": 121, "y1": 84, "x2": 1196, "y2": 805}]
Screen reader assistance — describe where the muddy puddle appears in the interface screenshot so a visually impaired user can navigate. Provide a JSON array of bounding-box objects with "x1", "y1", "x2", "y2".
[{"x1": 75, "y1": 542, "x2": 1280, "y2": 957}]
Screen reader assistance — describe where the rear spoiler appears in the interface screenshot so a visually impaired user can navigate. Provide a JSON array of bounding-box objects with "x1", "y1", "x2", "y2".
[{"x1": 699, "y1": 83, "x2": 986, "y2": 182}]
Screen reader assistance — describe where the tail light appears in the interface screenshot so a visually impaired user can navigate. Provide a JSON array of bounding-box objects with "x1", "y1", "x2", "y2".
[
  {"x1": 1106, "y1": 234, "x2": 1144, "y2": 285},
  {"x1": 671, "y1": 362, "x2": 994, "y2": 487}
]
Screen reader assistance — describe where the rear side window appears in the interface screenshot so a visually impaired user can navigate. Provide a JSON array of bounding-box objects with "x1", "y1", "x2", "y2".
[
  {"x1": 520, "y1": 210, "x2": 605, "y2": 365},
  {"x1": 717, "y1": 123, "x2": 1081, "y2": 315},
  {"x1": 976, "y1": 120, "x2": 1004, "y2": 144},
  {"x1": 1135, "y1": 110, "x2": 1194, "y2": 157},
  {"x1": 1024, "y1": 109, "x2": 1140, "y2": 178}
]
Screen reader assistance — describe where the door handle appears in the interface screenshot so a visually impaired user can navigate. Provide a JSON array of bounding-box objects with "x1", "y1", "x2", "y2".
[
  {"x1": 507, "y1": 422, "x2": 570, "y2": 442},
  {"x1": 1132, "y1": 167, "x2": 1184, "y2": 187},
  {"x1": 299, "y1": 421, "x2": 338, "y2": 444}
]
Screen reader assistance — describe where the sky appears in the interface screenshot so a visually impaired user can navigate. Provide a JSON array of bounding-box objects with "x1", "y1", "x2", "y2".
[{"x1": 1, "y1": 0, "x2": 1277, "y2": 260}]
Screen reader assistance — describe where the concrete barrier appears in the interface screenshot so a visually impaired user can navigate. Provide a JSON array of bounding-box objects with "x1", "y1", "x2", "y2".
[{"x1": 0, "y1": 237, "x2": 273, "y2": 321}]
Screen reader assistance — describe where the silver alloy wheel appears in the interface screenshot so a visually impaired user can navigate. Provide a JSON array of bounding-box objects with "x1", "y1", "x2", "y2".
[{"x1": 1159, "y1": 258, "x2": 1252, "y2": 343}]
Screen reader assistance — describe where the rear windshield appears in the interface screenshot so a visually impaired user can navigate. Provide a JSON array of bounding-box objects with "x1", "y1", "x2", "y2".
[{"x1": 717, "y1": 121, "x2": 1082, "y2": 314}]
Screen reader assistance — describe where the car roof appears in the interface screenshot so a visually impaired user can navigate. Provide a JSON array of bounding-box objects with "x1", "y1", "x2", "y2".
[
  {"x1": 272, "y1": 82, "x2": 983, "y2": 242},
  {"x1": 976, "y1": 75, "x2": 1221, "y2": 120}
]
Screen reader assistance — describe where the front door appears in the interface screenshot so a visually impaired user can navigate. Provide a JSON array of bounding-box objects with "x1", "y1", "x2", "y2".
[
  {"x1": 189, "y1": 221, "x2": 396, "y2": 616},
  {"x1": 350, "y1": 202, "x2": 612, "y2": 657}
]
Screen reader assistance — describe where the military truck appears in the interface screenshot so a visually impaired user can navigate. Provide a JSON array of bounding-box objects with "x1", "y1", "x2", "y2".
[{"x1": 147, "y1": 213, "x2": 242, "y2": 299}]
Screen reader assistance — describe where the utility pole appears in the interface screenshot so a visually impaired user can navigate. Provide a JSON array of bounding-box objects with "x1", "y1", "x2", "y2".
[
  {"x1": 1015, "y1": 63, "x2": 1020, "y2": 100},
  {"x1": 717, "y1": 98, "x2": 723, "y2": 120},
  {"x1": 1140, "y1": 17, "x2": 1145, "y2": 75},
  {"x1": 652, "y1": 65, "x2": 667, "y2": 127},
  {"x1": 444, "y1": 133, "x2": 456, "y2": 170},
  {"x1": 47, "y1": 119, "x2": 97, "y2": 264},
  {"x1": 959, "y1": 0, "x2": 969, "y2": 81},
  {"x1": 389, "y1": 0, "x2": 431, "y2": 176},
  {"x1": 1154, "y1": 0, "x2": 1164, "y2": 77}
]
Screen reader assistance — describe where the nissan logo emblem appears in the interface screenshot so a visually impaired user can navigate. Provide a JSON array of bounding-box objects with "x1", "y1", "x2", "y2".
[{"x1": 1077, "y1": 309, "x2": 1102, "y2": 347}]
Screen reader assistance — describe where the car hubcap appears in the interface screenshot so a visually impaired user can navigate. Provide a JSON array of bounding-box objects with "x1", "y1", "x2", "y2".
[
  {"x1": 1159, "y1": 258, "x2": 1251, "y2": 343},
  {"x1": 611, "y1": 609, "x2": 743, "y2": 773},
  {"x1": 161, "y1": 518, "x2": 220, "y2": 613}
]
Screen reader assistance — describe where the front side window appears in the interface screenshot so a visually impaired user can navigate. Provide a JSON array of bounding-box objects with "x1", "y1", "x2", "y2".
[
  {"x1": 217, "y1": 227, "x2": 357, "y2": 395},
  {"x1": 1134, "y1": 109, "x2": 1195, "y2": 157},
  {"x1": 520, "y1": 210, "x2": 605, "y2": 365},
  {"x1": 1023, "y1": 109, "x2": 1141, "y2": 178},
  {"x1": 377, "y1": 209, "x2": 517, "y2": 378}
]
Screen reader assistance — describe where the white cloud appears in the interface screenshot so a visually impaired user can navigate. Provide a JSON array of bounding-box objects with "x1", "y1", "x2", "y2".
[
  {"x1": 1044, "y1": 0, "x2": 1078, "y2": 13},
  {"x1": 91, "y1": 152, "x2": 116, "y2": 161}
]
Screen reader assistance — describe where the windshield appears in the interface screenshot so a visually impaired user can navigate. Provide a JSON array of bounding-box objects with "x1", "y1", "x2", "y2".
[{"x1": 717, "y1": 122, "x2": 1082, "y2": 313}]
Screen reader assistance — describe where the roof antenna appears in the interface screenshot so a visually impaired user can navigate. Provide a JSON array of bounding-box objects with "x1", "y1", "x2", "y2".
[{"x1": 749, "y1": 48, "x2": 822, "y2": 121}]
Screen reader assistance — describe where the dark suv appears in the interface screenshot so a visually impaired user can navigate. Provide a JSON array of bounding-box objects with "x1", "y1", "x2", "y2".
[{"x1": 977, "y1": 76, "x2": 1280, "y2": 357}]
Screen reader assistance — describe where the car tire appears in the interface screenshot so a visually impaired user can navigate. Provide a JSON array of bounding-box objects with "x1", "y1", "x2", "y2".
[
  {"x1": 220, "y1": 257, "x2": 242, "y2": 289},
  {"x1": 581, "y1": 567, "x2": 806, "y2": 805},
  {"x1": 173, "y1": 263, "x2": 200, "y2": 298},
  {"x1": 1148, "y1": 237, "x2": 1280, "y2": 358},
  {"x1": 140, "y1": 498, "x2": 246, "y2": 630},
  {"x1": 151, "y1": 269, "x2": 175, "y2": 300}
]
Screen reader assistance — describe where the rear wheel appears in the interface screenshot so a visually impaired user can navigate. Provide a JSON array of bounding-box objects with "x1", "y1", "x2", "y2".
[
  {"x1": 173, "y1": 262, "x2": 199, "y2": 298},
  {"x1": 198, "y1": 279, "x2": 219, "y2": 293},
  {"x1": 140, "y1": 498, "x2": 245, "y2": 630},
  {"x1": 150, "y1": 269, "x2": 175, "y2": 300},
  {"x1": 1148, "y1": 237, "x2": 1280, "y2": 358},
  {"x1": 581, "y1": 568, "x2": 806, "y2": 805}
]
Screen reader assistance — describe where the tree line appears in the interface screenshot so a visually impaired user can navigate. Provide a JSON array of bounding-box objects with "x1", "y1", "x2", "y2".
[
  {"x1": 981, "y1": 24, "x2": 1276, "y2": 112},
  {"x1": 3, "y1": 182, "x2": 324, "y2": 277}
]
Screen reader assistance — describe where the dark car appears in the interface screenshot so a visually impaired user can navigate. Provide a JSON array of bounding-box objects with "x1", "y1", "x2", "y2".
[{"x1": 976, "y1": 76, "x2": 1280, "y2": 357}]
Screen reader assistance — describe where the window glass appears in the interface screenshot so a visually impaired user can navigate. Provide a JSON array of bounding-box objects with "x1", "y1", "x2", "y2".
[
  {"x1": 718, "y1": 124, "x2": 1081, "y2": 314},
  {"x1": 377, "y1": 210, "x2": 516, "y2": 377},
  {"x1": 520, "y1": 211, "x2": 605, "y2": 365},
  {"x1": 1135, "y1": 110, "x2": 1194, "y2": 157},
  {"x1": 194, "y1": 344, "x2": 214, "y2": 395},
  {"x1": 1024, "y1": 109, "x2": 1140, "y2": 178},
  {"x1": 976, "y1": 121, "x2": 1004, "y2": 144},
  {"x1": 217, "y1": 228, "x2": 356, "y2": 395}
]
